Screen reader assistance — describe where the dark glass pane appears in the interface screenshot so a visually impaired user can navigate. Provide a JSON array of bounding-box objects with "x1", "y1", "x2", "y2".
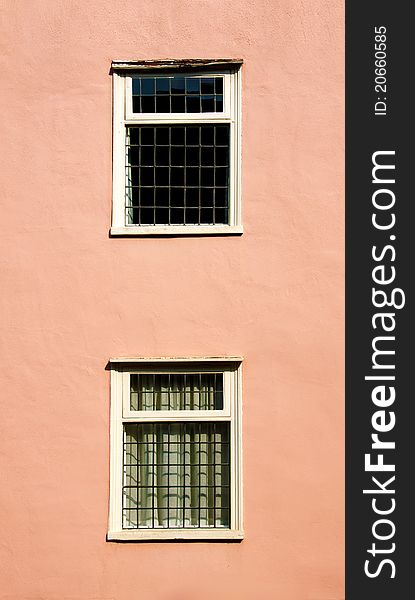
[
  {"x1": 171, "y1": 127, "x2": 185, "y2": 145},
  {"x1": 186, "y1": 96, "x2": 200, "y2": 112},
  {"x1": 171, "y1": 95, "x2": 185, "y2": 112},
  {"x1": 128, "y1": 146, "x2": 140, "y2": 165},
  {"x1": 140, "y1": 208, "x2": 154, "y2": 224},
  {"x1": 156, "y1": 78, "x2": 170, "y2": 94},
  {"x1": 171, "y1": 188, "x2": 185, "y2": 207},
  {"x1": 156, "y1": 96, "x2": 170, "y2": 113},
  {"x1": 132, "y1": 79, "x2": 141, "y2": 95},
  {"x1": 170, "y1": 146, "x2": 184, "y2": 166},
  {"x1": 220, "y1": 423, "x2": 230, "y2": 442},
  {"x1": 186, "y1": 168, "x2": 199, "y2": 186},
  {"x1": 200, "y1": 147, "x2": 214, "y2": 166},
  {"x1": 155, "y1": 167, "x2": 169, "y2": 186},
  {"x1": 201, "y1": 78, "x2": 215, "y2": 94},
  {"x1": 185, "y1": 208, "x2": 199, "y2": 223},
  {"x1": 155, "y1": 208, "x2": 169, "y2": 223},
  {"x1": 171, "y1": 168, "x2": 184, "y2": 186},
  {"x1": 220, "y1": 445, "x2": 230, "y2": 462},
  {"x1": 156, "y1": 146, "x2": 169, "y2": 166},
  {"x1": 132, "y1": 97, "x2": 141, "y2": 113},
  {"x1": 128, "y1": 128, "x2": 140, "y2": 145},
  {"x1": 156, "y1": 128, "x2": 170, "y2": 145},
  {"x1": 129, "y1": 166, "x2": 140, "y2": 184},
  {"x1": 130, "y1": 207, "x2": 140, "y2": 223},
  {"x1": 155, "y1": 188, "x2": 169, "y2": 207},
  {"x1": 215, "y1": 146, "x2": 228, "y2": 166},
  {"x1": 141, "y1": 96, "x2": 155, "y2": 112},
  {"x1": 186, "y1": 78, "x2": 200, "y2": 94},
  {"x1": 186, "y1": 127, "x2": 199, "y2": 145},
  {"x1": 201, "y1": 95, "x2": 215, "y2": 112},
  {"x1": 201, "y1": 168, "x2": 214, "y2": 186},
  {"x1": 171, "y1": 77, "x2": 185, "y2": 94},
  {"x1": 215, "y1": 77, "x2": 223, "y2": 94},
  {"x1": 140, "y1": 188, "x2": 154, "y2": 206},
  {"x1": 186, "y1": 188, "x2": 199, "y2": 207},
  {"x1": 214, "y1": 187, "x2": 228, "y2": 207},
  {"x1": 215, "y1": 168, "x2": 228, "y2": 187},
  {"x1": 140, "y1": 146, "x2": 154, "y2": 166},
  {"x1": 186, "y1": 147, "x2": 199, "y2": 166},
  {"x1": 141, "y1": 128, "x2": 154, "y2": 145},
  {"x1": 129, "y1": 187, "x2": 140, "y2": 204},
  {"x1": 215, "y1": 126, "x2": 229, "y2": 146},
  {"x1": 141, "y1": 78, "x2": 155, "y2": 95},
  {"x1": 201, "y1": 188, "x2": 214, "y2": 207},
  {"x1": 200, "y1": 208, "x2": 214, "y2": 223},
  {"x1": 214, "y1": 207, "x2": 227, "y2": 224},
  {"x1": 201, "y1": 126, "x2": 214, "y2": 146},
  {"x1": 215, "y1": 95, "x2": 223, "y2": 111},
  {"x1": 140, "y1": 168, "x2": 154, "y2": 186},
  {"x1": 170, "y1": 208, "x2": 185, "y2": 224}
]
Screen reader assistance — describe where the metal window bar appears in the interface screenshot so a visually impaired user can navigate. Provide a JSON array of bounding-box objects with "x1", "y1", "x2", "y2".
[
  {"x1": 123, "y1": 422, "x2": 230, "y2": 529},
  {"x1": 130, "y1": 372, "x2": 223, "y2": 411},
  {"x1": 125, "y1": 125, "x2": 230, "y2": 226},
  {"x1": 132, "y1": 76, "x2": 224, "y2": 114}
]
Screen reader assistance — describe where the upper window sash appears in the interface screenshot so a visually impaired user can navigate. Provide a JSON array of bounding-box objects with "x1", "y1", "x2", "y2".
[
  {"x1": 124, "y1": 71, "x2": 233, "y2": 122},
  {"x1": 121, "y1": 368, "x2": 234, "y2": 419}
]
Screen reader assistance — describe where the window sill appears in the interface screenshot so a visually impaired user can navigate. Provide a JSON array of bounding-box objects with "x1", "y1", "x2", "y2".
[
  {"x1": 110, "y1": 225, "x2": 243, "y2": 237},
  {"x1": 107, "y1": 529, "x2": 244, "y2": 542}
]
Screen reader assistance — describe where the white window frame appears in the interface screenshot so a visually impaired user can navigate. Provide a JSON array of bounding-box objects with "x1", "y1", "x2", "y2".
[
  {"x1": 111, "y1": 60, "x2": 242, "y2": 236},
  {"x1": 108, "y1": 357, "x2": 243, "y2": 541}
]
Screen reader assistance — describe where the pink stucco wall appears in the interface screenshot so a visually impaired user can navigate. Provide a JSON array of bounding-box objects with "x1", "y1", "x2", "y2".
[{"x1": 0, "y1": 1, "x2": 344, "y2": 598}]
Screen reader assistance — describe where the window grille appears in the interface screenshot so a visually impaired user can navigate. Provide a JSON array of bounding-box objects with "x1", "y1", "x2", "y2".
[
  {"x1": 125, "y1": 125, "x2": 230, "y2": 225},
  {"x1": 130, "y1": 372, "x2": 224, "y2": 411},
  {"x1": 131, "y1": 76, "x2": 224, "y2": 114},
  {"x1": 123, "y1": 422, "x2": 230, "y2": 529}
]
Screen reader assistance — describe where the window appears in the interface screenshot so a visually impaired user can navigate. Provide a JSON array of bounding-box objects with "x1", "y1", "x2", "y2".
[
  {"x1": 108, "y1": 357, "x2": 243, "y2": 541},
  {"x1": 111, "y1": 60, "x2": 242, "y2": 236}
]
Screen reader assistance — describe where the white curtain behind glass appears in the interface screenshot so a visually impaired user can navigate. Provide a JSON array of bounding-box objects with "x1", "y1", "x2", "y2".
[
  {"x1": 130, "y1": 373, "x2": 223, "y2": 411},
  {"x1": 123, "y1": 421, "x2": 230, "y2": 529}
]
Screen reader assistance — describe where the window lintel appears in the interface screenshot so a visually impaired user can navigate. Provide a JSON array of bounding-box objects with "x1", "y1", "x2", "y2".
[
  {"x1": 111, "y1": 58, "x2": 243, "y2": 73},
  {"x1": 109, "y1": 356, "x2": 243, "y2": 365}
]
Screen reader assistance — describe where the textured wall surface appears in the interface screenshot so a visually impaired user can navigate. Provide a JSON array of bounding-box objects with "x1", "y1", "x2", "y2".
[{"x1": 0, "y1": 1, "x2": 344, "y2": 599}]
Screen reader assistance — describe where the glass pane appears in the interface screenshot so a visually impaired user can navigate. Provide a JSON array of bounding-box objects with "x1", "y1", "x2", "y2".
[
  {"x1": 131, "y1": 76, "x2": 225, "y2": 113},
  {"x1": 130, "y1": 373, "x2": 223, "y2": 411},
  {"x1": 141, "y1": 78, "x2": 155, "y2": 95},
  {"x1": 156, "y1": 78, "x2": 170, "y2": 94},
  {"x1": 186, "y1": 78, "x2": 200, "y2": 94},
  {"x1": 141, "y1": 96, "x2": 155, "y2": 112},
  {"x1": 171, "y1": 77, "x2": 185, "y2": 94},
  {"x1": 122, "y1": 422, "x2": 230, "y2": 529},
  {"x1": 132, "y1": 79, "x2": 141, "y2": 95},
  {"x1": 201, "y1": 78, "x2": 215, "y2": 94},
  {"x1": 125, "y1": 125, "x2": 230, "y2": 226},
  {"x1": 201, "y1": 95, "x2": 215, "y2": 112}
]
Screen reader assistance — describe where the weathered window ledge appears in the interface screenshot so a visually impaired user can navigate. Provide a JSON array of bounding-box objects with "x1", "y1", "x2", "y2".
[{"x1": 111, "y1": 58, "x2": 243, "y2": 72}]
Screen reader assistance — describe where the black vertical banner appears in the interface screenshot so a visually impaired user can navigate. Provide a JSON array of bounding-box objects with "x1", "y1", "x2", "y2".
[{"x1": 346, "y1": 1, "x2": 414, "y2": 598}]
